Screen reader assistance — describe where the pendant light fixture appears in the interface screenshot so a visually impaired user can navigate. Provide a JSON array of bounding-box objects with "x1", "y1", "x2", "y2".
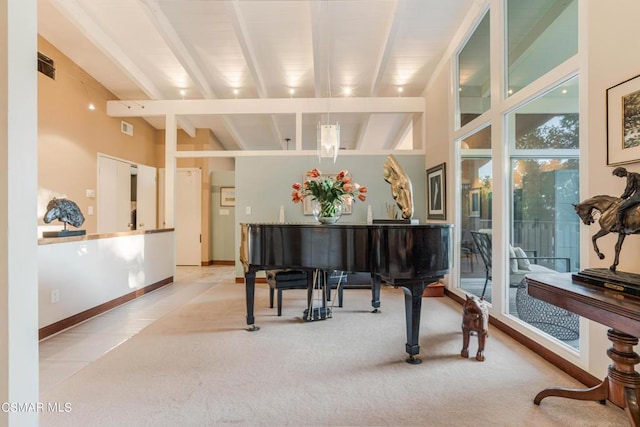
[{"x1": 317, "y1": 0, "x2": 339, "y2": 163}]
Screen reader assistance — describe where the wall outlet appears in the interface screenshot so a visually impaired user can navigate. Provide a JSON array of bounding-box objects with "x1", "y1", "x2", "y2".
[
  {"x1": 245, "y1": 206, "x2": 251, "y2": 215},
  {"x1": 50, "y1": 289, "x2": 59, "y2": 304}
]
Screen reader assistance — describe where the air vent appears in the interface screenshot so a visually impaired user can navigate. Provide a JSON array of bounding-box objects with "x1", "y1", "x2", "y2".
[
  {"x1": 121, "y1": 121, "x2": 134, "y2": 136},
  {"x1": 37, "y1": 52, "x2": 55, "y2": 79}
]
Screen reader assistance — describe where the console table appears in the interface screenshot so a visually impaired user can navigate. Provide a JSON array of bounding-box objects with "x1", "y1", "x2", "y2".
[{"x1": 526, "y1": 273, "x2": 640, "y2": 426}]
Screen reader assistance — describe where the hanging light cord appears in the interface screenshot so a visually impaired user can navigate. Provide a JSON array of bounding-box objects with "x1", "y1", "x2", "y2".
[{"x1": 325, "y1": 0, "x2": 331, "y2": 125}]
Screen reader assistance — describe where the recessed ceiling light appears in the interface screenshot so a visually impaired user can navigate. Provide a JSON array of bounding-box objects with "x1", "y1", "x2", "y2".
[
  {"x1": 344, "y1": 87, "x2": 352, "y2": 96},
  {"x1": 562, "y1": 89, "x2": 568, "y2": 94}
]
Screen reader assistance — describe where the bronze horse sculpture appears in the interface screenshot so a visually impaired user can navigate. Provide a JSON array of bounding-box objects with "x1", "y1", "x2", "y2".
[{"x1": 574, "y1": 195, "x2": 640, "y2": 271}]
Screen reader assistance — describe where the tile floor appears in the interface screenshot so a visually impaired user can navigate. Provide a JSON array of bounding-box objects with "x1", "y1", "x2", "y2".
[{"x1": 39, "y1": 265, "x2": 234, "y2": 394}]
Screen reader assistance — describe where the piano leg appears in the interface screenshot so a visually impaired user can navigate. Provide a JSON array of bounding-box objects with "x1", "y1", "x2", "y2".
[
  {"x1": 371, "y1": 274, "x2": 381, "y2": 313},
  {"x1": 401, "y1": 281, "x2": 428, "y2": 364},
  {"x1": 244, "y1": 271, "x2": 260, "y2": 332}
]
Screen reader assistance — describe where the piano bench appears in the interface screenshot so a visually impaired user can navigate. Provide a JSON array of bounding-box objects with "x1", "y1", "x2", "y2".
[{"x1": 266, "y1": 270, "x2": 310, "y2": 316}]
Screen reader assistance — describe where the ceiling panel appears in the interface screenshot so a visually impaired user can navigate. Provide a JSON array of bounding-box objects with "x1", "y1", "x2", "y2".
[{"x1": 39, "y1": 0, "x2": 477, "y2": 152}]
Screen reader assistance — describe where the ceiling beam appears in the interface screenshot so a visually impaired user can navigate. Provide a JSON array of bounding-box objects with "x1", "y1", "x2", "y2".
[
  {"x1": 226, "y1": 0, "x2": 285, "y2": 150},
  {"x1": 174, "y1": 149, "x2": 426, "y2": 158},
  {"x1": 108, "y1": 97, "x2": 425, "y2": 116},
  {"x1": 139, "y1": 0, "x2": 216, "y2": 100},
  {"x1": 225, "y1": 0, "x2": 267, "y2": 98},
  {"x1": 49, "y1": 0, "x2": 196, "y2": 136},
  {"x1": 50, "y1": 0, "x2": 163, "y2": 99},
  {"x1": 386, "y1": 114, "x2": 414, "y2": 150},
  {"x1": 354, "y1": 115, "x2": 371, "y2": 150},
  {"x1": 370, "y1": 1, "x2": 401, "y2": 96}
]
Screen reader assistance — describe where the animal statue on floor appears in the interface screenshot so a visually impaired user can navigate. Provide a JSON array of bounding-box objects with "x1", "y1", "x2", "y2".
[
  {"x1": 382, "y1": 154, "x2": 414, "y2": 219},
  {"x1": 44, "y1": 197, "x2": 85, "y2": 229},
  {"x1": 461, "y1": 294, "x2": 489, "y2": 362},
  {"x1": 574, "y1": 194, "x2": 640, "y2": 272}
]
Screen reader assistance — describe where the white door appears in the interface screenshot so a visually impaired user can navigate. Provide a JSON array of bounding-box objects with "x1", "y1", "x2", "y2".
[
  {"x1": 136, "y1": 164, "x2": 156, "y2": 230},
  {"x1": 159, "y1": 168, "x2": 201, "y2": 266},
  {"x1": 97, "y1": 156, "x2": 131, "y2": 232}
]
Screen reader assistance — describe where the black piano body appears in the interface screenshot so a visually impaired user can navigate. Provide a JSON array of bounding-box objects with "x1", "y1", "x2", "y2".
[{"x1": 239, "y1": 222, "x2": 452, "y2": 363}]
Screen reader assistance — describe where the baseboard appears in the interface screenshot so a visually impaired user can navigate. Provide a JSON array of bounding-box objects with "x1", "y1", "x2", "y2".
[
  {"x1": 211, "y1": 260, "x2": 235, "y2": 266},
  {"x1": 445, "y1": 289, "x2": 600, "y2": 388},
  {"x1": 235, "y1": 277, "x2": 267, "y2": 284},
  {"x1": 201, "y1": 260, "x2": 214, "y2": 266},
  {"x1": 39, "y1": 276, "x2": 174, "y2": 340}
]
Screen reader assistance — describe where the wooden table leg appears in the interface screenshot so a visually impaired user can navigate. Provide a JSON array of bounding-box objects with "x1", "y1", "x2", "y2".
[
  {"x1": 535, "y1": 329, "x2": 640, "y2": 427},
  {"x1": 534, "y1": 378, "x2": 608, "y2": 405},
  {"x1": 625, "y1": 387, "x2": 640, "y2": 426}
]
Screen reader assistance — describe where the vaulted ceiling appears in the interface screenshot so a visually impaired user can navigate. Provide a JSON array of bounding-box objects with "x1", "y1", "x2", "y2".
[{"x1": 38, "y1": 0, "x2": 477, "y2": 152}]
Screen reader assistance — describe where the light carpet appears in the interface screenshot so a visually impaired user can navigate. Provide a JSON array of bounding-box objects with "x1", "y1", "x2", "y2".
[{"x1": 40, "y1": 276, "x2": 628, "y2": 426}]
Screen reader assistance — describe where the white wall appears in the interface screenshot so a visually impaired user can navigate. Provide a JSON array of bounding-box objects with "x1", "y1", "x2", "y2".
[{"x1": 38, "y1": 231, "x2": 174, "y2": 328}]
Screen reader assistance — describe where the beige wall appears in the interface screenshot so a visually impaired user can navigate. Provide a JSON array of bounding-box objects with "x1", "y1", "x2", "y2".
[
  {"x1": 38, "y1": 36, "x2": 160, "y2": 234},
  {"x1": 586, "y1": 0, "x2": 640, "y2": 274},
  {"x1": 424, "y1": 58, "x2": 454, "y2": 224},
  {"x1": 583, "y1": 0, "x2": 640, "y2": 375}
]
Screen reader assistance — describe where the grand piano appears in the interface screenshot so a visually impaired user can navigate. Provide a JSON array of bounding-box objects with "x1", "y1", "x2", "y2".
[{"x1": 239, "y1": 222, "x2": 452, "y2": 364}]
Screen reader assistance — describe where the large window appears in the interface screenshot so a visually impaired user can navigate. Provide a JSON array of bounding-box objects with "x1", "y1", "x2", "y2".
[
  {"x1": 506, "y1": 77, "x2": 580, "y2": 348},
  {"x1": 458, "y1": 11, "x2": 490, "y2": 127},
  {"x1": 459, "y1": 126, "x2": 493, "y2": 302},
  {"x1": 507, "y1": 0, "x2": 578, "y2": 97},
  {"x1": 454, "y1": 1, "x2": 580, "y2": 349}
]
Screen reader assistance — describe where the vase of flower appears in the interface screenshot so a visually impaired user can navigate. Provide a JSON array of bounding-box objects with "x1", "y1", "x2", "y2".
[
  {"x1": 312, "y1": 199, "x2": 343, "y2": 224},
  {"x1": 291, "y1": 168, "x2": 368, "y2": 224}
]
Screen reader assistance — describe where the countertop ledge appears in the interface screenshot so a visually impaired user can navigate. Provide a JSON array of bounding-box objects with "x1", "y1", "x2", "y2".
[{"x1": 38, "y1": 228, "x2": 175, "y2": 245}]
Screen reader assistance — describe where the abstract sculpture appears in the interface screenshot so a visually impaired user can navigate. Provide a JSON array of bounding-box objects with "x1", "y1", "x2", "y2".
[
  {"x1": 43, "y1": 197, "x2": 85, "y2": 237},
  {"x1": 382, "y1": 154, "x2": 414, "y2": 219}
]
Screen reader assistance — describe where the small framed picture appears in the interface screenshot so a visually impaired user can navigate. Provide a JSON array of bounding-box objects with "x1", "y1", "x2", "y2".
[
  {"x1": 469, "y1": 188, "x2": 481, "y2": 217},
  {"x1": 607, "y1": 73, "x2": 640, "y2": 165},
  {"x1": 426, "y1": 163, "x2": 446, "y2": 220},
  {"x1": 220, "y1": 187, "x2": 235, "y2": 207}
]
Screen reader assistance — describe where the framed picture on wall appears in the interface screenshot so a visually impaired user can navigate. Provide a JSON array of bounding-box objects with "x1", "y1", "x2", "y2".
[
  {"x1": 426, "y1": 163, "x2": 446, "y2": 220},
  {"x1": 220, "y1": 187, "x2": 235, "y2": 207},
  {"x1": 607, "y1": 73, "x2": 640, "y2": 165},
  {"x1": 469, "y1": 188, "x2": 481, "y2": 217}
]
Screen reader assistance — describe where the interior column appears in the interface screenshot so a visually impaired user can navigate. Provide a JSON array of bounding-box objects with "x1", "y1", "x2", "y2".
[{"x1": 0, "y1": 0, "x2": 39, "y2": 426}]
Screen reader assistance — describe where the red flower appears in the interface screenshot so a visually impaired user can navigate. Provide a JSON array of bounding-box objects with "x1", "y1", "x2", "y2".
[
  {"x1": 306, "y1": 168, "x2": 321, "y2": 178},
  {"x1": 291, "y1": 191, "x2": 305, "y2": 203},
  {"x1": 359, "y1": 186, "x2": 368, "y2": 193},
  {"x1": 291, "y1": 168, "x2": 367, "y2": 211}
]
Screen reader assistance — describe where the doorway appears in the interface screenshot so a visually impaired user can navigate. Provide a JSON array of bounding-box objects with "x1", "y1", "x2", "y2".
[{"x1": 159, "y1": 168, "x2": 202, "y2": 266}]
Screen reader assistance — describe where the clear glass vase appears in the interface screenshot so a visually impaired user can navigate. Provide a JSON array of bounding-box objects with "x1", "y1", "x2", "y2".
[{"x1": 312, "y1": 200, "x2": 343, "y2": 224}]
